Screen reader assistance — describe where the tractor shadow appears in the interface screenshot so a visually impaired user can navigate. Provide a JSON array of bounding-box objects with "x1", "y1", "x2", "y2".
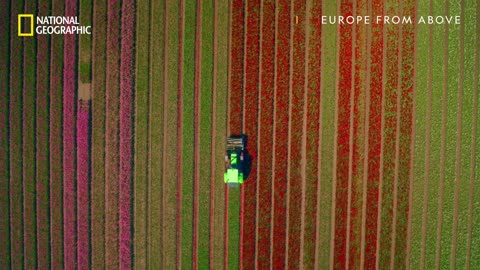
[{"x1": 241, "y1": 135, "x2": 254, "y2": 181}]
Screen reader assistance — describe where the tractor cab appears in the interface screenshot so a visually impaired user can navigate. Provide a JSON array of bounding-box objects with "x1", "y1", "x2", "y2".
[{"x1": 224, "y1": 135, "x2": 246, "y2": 187}]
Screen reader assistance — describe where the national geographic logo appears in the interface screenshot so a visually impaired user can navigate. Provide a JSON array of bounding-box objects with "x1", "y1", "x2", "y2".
[{"x1": 18, "y1": 14, "x2": 92, "y2": 36}]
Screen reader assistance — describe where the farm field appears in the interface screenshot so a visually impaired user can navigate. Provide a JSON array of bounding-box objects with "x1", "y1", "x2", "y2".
[{"x1": 1, "y1": 0, "x2": 479, "y2": 269}]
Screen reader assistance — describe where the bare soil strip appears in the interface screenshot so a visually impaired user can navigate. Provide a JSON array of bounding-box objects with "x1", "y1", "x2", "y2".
[
  {"x1": 105, "y1": 0, "x2": 121, "y2": 268},
  {"x1": 466, "y1": 4, "x2": 479, "y2": 268},
  {"x1": 133, "y1": 0, "x2": 150, "y2": 267},
  {"x1": 91, "y1": 0, "x2": 106, "y2": 268},
  {"x1": 0, "y1": 0, "x2": 11, "y2": 267}
]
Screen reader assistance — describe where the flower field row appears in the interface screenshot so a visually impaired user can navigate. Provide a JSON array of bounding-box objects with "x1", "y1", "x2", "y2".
[
  {"x1": 256, "y1": 0, "x2": 275, "y2": 268},
  {"x1": 242, "y1": 0, "x2": 261, "y2": 269}
]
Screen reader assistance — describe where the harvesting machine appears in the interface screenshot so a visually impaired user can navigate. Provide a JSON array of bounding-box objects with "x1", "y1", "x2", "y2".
[{"x1": 224, "y1": 135, "x2": 246, "y2": 187}]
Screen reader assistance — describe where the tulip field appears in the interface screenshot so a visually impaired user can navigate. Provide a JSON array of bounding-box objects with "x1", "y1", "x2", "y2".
[{"x1": 1, "y1": 0, "x2": 480, "y2": 269}]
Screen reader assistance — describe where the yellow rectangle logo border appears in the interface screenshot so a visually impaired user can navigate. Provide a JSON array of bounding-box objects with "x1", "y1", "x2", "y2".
[{"x1": 18, "y1": 14, "x2": 34, "y2": 36}]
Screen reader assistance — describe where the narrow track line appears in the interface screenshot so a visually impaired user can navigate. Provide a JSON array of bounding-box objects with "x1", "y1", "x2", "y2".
[
  {"x1": 420, "y1": 1, "x2": 434, "y2": 268},
  {"x1": 285, "y1": 0, "x2": 294, "y2": 265},
  {"x1": 359, "y1": 0, "x2": 373, "y2": 267},
  {"x1": 450, "y1": 0, "x2": 465, "y2": 267},
  {"x1": 434, "y1": 2, "x2": 449, "y2": 268},
  {"x1": 466, "y1": 4, "x2": 479, "y2": 269},
  {"x1": 390, "y1": 0, "x2": 404, "y2": 267},
  {"x1": 269, "y1": 0, "x2": 279, "y2": 267},
  {"x1": 133, "y1": 0, "x2": 150, "y2": 267},
  {"x1": 161, "y1": 0, "x2": 168, "y2": 267},
  {"x1": 209, "y1": 0, "x2": 218, "y2": 266},
  {"x1": 224, "y1": 0, "x2": 234, "y2": 267},
  {"x1": 254, "y1": 0, "x2": 264, "y2": 267},
  {"x1": 329, "y1": 0, "x2": 342, "y2": 267},
  {"x1": 192, "y1": 0, "x2": 202, "y2": 268},
  {"x1": 240, "y1": 0, "x2": 248, "y2": 268},
  {"x1": 345, "y1": 0, "x2": 357, "y2": 266},
  {"x1": 147, "y1": 0, "x2": 153, "y2": 267},
  {"x1": 374, "y1": 0, "x2": 388, "y2": 266},
  {"x1": 300, "y1": 0, "x2": 311, "y2": 266},
  {"x1": 405, "y1": 0, "x2": 419, "y2": 268},
  {"x1": 176, "y1": 0, "x2": 185, "y2": 267}
]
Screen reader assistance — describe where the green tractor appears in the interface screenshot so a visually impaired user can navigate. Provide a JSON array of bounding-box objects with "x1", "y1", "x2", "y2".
[{"x1": 224, "y1": 135, "x2": 247, "y2": 187}]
